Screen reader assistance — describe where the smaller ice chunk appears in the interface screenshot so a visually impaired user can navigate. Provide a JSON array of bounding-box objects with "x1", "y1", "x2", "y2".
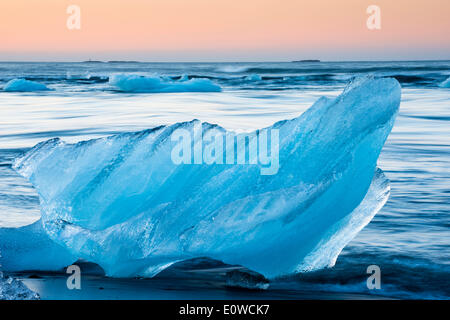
[
  {"x1": 3, "y1": 79, "x2": 50, "y2": 92},
  {"x1": 217, "y1": 65, "x2": 251, "y2": 73},
  {"x1": 109, "y1": 74, "x2": 221, "y2": 93},
  {"x1": 439, "y1": 76, "x2": 450, "y2": 88},
  {"x1": 66, "y1": 71, "x2": 91, "y2": 80},
  {"x1": 0, "y1": 271, "x2": 39, "y2": 300},
  {"x1": 245, "y1": 74, "x2": 262, "y2": 81}
]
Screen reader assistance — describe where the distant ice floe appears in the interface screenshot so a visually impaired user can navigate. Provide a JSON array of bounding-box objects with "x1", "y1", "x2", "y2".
[
  {"x1": 3, "y1": 79, "x2": 50, "y2": 92},
  {"x1": 245, "y1": 74, "x2": 262, "y2": 81},
  {"x1": 216, "y1": 65, "x2": 252, "y2": 73},
  {"x1": 66, "y1": 71, "x2": 91, "y2": 80},
  {"x1": 438, "y1": 76, "x2": 450, "y2": 88},
  {"x1": 109, "y1": 74, "x2": 221, "y2": 93}
]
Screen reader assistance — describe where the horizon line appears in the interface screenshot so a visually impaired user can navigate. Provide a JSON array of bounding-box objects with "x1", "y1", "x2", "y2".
[{"x1": 0, "y1": 59, "x2": 449, "y2": 63}]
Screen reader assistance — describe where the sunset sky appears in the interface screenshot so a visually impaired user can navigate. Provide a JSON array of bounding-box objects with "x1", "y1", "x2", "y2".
[{"x1": 0, "y1": 0, "x2": 449, "y2": 61}]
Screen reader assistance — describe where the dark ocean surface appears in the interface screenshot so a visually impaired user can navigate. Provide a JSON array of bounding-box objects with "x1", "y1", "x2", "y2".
[{"x1": 0, "y1": 61, "x2": 449, "y2": 299}]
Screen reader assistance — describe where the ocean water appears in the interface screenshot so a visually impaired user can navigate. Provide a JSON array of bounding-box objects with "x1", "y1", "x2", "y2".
[{"x1": 0, "y1": 61, "x2": 449, "y2": 299}]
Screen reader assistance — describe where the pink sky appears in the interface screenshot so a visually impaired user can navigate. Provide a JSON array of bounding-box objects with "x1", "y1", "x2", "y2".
[{"x1": 0, "y1": 0, "x2": 449, "y2": 61}]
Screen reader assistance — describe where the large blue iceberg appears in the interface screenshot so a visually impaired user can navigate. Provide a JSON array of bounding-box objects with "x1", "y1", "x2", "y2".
[{"x1": 0, "y1": 77, "x2": 400, "y2": 279}]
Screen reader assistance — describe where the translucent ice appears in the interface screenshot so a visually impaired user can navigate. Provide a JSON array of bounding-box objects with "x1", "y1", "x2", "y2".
[
  {"x1": 0, "y1": 272, "x2": 39, "y2": 300},
  {"x1": 5, "y1": 77, "x2": 400, "y2": 279},
  {"x1": 3, "y1": 79, "x2": 50, "y2": 92},
  {"x1": 0, "y1": 221, "x2": 75, "y2": 272},
  {"x1": 109, "y1": 74, "x2": 221, "y2": 93},
  {"x1": 0, "y1": 275, "x2": 39, "y2": 300},
  {"x1": 439, "y1": 76, "x2": 450, "y2": 88},
  {"x1": 0, "y1": 252, "x2": 39, "y2": 300}
]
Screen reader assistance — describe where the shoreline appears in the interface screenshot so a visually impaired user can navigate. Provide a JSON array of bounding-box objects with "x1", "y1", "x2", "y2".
[{"x1": 14, "y1": 272, "x2": 388, "y2": 300}]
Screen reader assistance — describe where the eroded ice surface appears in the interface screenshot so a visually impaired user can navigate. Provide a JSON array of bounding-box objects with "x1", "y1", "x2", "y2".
[{"x1": 1, "y1": 77, "x2": 400, "y2": 279}]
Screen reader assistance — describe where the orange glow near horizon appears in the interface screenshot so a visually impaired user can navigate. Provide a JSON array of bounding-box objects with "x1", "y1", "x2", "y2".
[{"x1": 0, "y1": 0, "x2": 449, "y2": 60}]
